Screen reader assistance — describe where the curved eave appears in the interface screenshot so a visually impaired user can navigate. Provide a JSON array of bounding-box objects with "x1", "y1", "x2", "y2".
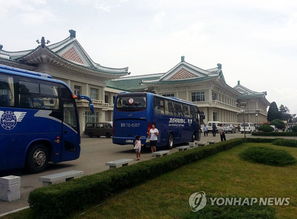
[
  {"x1": 16, "y1": 46, "x2": 128, "y2": 78},
  {"x1": 142, "y1": 75, "x2": 219, "y2": 85}
]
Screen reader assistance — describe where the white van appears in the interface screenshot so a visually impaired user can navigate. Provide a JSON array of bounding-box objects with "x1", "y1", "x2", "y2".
[
  {"x1": 207, "y1": 121, "x2": 222, "y2": 132},
  {"x1": 240, "y1": 123, "x2": 255, "y2": 133}
]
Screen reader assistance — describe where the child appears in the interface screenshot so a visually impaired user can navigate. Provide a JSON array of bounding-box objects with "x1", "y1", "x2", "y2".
[{"x1": 134, "y1": 136, "x2": 142, "y2": 160}]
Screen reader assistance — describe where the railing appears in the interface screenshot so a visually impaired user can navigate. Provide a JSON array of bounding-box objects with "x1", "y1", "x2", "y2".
[{"x1": 76, "y1": 99, "x2": 113, "y2": 110}]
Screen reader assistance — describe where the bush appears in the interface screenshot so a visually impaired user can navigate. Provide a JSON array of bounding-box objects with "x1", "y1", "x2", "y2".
[
  {"x1": 240, "y1": 147, "x2": 296, "y2": 166},
  {"x1": 271, "y1": 119, "x2": 285, "y2": 130},
  {"x1": 252, "y1": 132, "x2": 297, "y2": 136},
  {"x1": 29, "y1": 139, "x2": 244, "y2": 219},
  {"x1": 273, "y1": 139, "x2": 297, "y2": 147},
  {"x1": 183, "y1": 200, "x2": 275, "y2": 219},
  {"x1": 291, "y1": 125, "x2": 297, "y2": 132},
  {"x1": 258, "y1": 124, "x2": 274, "y2": 132}
]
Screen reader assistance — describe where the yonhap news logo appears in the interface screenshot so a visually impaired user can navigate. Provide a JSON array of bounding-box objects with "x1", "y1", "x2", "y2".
[
  {"x1": 189, "y1": 191, "x2": 290, "y2": 212},
  {"x1": 188, "y1": 191, "x2": 207, "y2": 212}
]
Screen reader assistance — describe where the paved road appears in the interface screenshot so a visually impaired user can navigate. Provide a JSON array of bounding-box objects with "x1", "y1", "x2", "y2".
[{"x1": 1, "y1": 132, "x2": 295, "y2": 215}]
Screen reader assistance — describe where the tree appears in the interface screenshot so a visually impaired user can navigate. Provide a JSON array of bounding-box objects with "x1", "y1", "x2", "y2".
[
  {"x1": 267, "y1": 102, "x2": 280, "y2": 122},
  {"x1": 279, "y1": 104, "x2": 292, "y2": 121}
]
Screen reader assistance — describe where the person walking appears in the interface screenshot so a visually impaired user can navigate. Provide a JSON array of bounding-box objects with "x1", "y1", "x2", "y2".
[
  {"x1": 212, "y1": 123, "x2": 217, "y2": 137},
  {"x1": 203, "y1": 125, "x2": 208, "y2": 136},
  {"x1": 218, "y1": 124, "x2": 226, "y2": 141},
  {"x1": 148, "y1": 123, "x2": 159, "y2": 153},
  {"x1": 134, "y1": 136, "x2": 143, "y2": 160}
]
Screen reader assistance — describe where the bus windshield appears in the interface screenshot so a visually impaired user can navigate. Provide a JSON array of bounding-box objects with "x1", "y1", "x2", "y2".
[{"x1": 116, "y1": 94, "x2": 147, "y2": 111}]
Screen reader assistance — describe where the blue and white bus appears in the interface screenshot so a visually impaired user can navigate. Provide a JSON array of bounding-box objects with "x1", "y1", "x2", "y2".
[
  {"x1": 0, "y1": 65, "x2": 93, "y2": 172},
  {"x1": 112, "y1": 92, "x2": 203, "y2": 148}
]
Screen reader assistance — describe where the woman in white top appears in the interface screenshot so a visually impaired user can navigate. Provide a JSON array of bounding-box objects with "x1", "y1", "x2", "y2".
[{"x1": 148, "y1": 123, "x2": 159, "y2": 153}]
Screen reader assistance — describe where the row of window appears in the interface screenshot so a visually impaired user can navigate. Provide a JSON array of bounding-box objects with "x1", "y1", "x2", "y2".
[
  {"x1": 162, "y1": 91, "x2": 236, "y2": 105},
  {"x1": 154, "y1": 97, "x2": 198, "y2": 119}
]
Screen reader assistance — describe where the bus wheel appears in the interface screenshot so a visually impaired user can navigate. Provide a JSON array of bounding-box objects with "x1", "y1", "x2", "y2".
[
  {"x1": 168, "y1": 134, "x2": 174, "y2": 149},
  {"x1": 26, "y1": 144, "x2": 49, "y2": 173}
]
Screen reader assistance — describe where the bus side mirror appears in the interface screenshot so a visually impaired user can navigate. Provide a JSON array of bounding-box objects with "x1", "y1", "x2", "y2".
[{"x1": 76, "y1": 95, "x2": 95, "y2": 114}]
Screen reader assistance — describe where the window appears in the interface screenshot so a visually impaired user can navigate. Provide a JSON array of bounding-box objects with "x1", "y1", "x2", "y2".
[
  {"x1": 182, "y1": 104, "x2": 190, "y2": 117},
  {"x1": 154, "y1": 97, "x2": 165, "y2": 114},
  {"x1": 166, "y1": 101, "x2": 175, "y2": 116},
  {"x1": 163, "y1": 93, "x2": 174, "y2": 97},
  {"x1": 90, "y1": 88, "x2": 99, "y2": 100},
  {"x1": 74, "y1": 85, "x2": 81, "y2": 96},
  {"x1": 116, "y1": 94, "x2": 146, "y2": 111},
  {"x1": 190, "y1": 106, "x2": 198, "y2": 119},
  {"x1": 192, "y1": 91, "x2": 205, "y2": 102},
  {"x1": 105, "y1": 95, "x2": 109, "y2": 103},
  {"x1": 174, "y1": 102, "x2": 183, "y2": 116},
  {"x1": 63, "y1": 102, "x2": 78, "y2": 130},
  {"x1": 18, "y1": 80, "x2": 59, "y2": 110},
  {"x1": 212, "y1": 91, "x2": 217, "y2": 100},
  {"x1": 0, "y1": 74, "x2": 14, "y2": 107},
  {"x1": 213, "y1": 112, "x2": 218, "y2": 121},
  {"x1": 85, "y1": 111, "x2": 99, "y2": 123}
]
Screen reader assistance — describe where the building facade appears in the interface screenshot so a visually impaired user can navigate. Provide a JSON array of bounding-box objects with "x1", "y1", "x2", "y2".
[
  {"x1": 108, "y1": 56, "x2": 270, "y2": 125},
  {"x1": 0, "y1": 30, "x2": 128, "y2": 133}
]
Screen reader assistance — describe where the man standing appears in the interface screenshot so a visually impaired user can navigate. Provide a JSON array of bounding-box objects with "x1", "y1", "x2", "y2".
[
  {"x1": 148, "y1": 123, "x2": 159, "y2": 152},
  {"x1": 218, "y1": 124, "x2": 226, "y2": 141}
]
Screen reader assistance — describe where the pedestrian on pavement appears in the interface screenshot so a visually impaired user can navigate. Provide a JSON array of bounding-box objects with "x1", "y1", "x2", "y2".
[
  {"x1": 134, "y1": 136, "x2": 143, "y2": 160},
  {"x1": 148, "y1": 123, "x2": 159, "y2": 153},
  {"x1": 218, "y1": 124, "x2": 226, "y2": 141},
  {"x1": 212, "y1": 123, "x2": 217, "y2": 137},
  {"x1": 204, "y1": 125, "x2": 208, "y2": 136}
]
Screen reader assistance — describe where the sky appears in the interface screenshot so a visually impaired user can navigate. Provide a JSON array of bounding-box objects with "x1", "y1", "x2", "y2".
[{"x1": 0, "y1": 0, "x2": 296, "y2": 113}]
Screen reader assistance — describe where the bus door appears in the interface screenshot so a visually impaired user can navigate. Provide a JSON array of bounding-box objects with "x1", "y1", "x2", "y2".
[{"x1": 61, "y1": 90, "x2": 80, "y2": 161}]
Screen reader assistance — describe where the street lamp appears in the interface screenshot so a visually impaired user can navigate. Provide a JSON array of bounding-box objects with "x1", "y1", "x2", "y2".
[
  {"x1": 238, "y1": 102, "x2": 247, "y2": 140},
  {"x1": 255, "y1": 109, "x2": 260, "y2": 129}
]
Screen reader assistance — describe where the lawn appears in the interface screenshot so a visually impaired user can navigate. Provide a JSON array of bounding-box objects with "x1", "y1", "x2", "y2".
[
  {"x1": 73, "y1": 143, "x2": 297, "y2": 219},
  {"x1": 5, "y1": 142, "x2": 297, "y2": 219}
]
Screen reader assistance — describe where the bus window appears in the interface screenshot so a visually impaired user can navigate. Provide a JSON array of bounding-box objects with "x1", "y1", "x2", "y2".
[
  {"x1": 0, "y1": 74, "x2": 14, "y2": 107},
  {"x1": 167, "y1": 100, "x2": 175, "y2": 116},
  {"x1": 190, "y1": 106, "x2": 198, "y2": 119},
  {"x1": 116, "y1": 94, "x2": 146, "y2": 111},
  {"x1": 18, "y1": 79, "x2": 60, "y2": 109},
  {"x1": 174, "y1": 102, "x2": 183, "y2": 117},
  {"x1": 154, "y1": 97, "x2": 165, "y2": 114},
  {"x1": 182, "y1": 104, "x2": 190, "y2": 117}
]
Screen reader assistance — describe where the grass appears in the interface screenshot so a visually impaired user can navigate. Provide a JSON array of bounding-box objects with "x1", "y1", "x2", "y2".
[
  {"x1": 239, "y1": 146, "x2": 296, "y2": 166},
  {"x1": 67, "y1": 143, "x2": 297, "y2": 218},
  {"x1": 5, "y1": 142, "x2": 297, "y2": 218}
]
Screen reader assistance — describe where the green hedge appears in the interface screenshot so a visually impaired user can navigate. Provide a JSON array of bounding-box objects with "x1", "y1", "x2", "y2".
[
  {"x1": 29, "y1": 139, "x2": 244, "y2": 218},
  {"x1": 252, "y1": 132, "x2": 297, "y2": 137},
  {"x1": 240, "y1": 146, "x2": 296, "y2": 166},
  {"x1": 258, "y1": 124, "x2": 274, "y2": 132},
  {"x1": 273, "y1": 139, "x2": 297, "y2": 147}
]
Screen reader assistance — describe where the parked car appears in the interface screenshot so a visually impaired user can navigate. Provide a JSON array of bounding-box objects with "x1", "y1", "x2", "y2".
[
  {"x1": 240, "y1": 123, "x2": 255, "y2": 133},
  {"x1": 223, "y1": 124, "x2": 237, "y2": 133},
  {"x1": 207, "y1": 121, "x2": 222, "y2": 132},
  {"x1": 85, "y1": 122, "x2": 112, "y2": 138}
]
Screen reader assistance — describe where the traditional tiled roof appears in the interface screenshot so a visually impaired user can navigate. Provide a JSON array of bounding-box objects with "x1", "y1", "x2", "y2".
[
  {"x1": 0, "y1": 30, "x2": 129, "y2": 76},
  {"x1": 234, "y1": 81, "x2": 270, "y2": 105}
]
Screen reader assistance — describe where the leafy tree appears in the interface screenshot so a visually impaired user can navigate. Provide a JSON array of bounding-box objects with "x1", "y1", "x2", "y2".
[
  {"x1": 279, "y1": 104, "x2": 292, "y2": 121},
  {"x1": 267, "y1": 102, "x2": 280, "y2": 121},
  {"x1": 271, "y1": 119, "x2": 285, "y2": 130}
]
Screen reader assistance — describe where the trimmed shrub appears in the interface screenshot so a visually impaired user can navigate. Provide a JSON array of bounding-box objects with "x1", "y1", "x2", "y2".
[
  {"x1": 271, "y1": 119, "x2": 285, "y2": 130},
  {"x1": 29, "y1": 139, "x2": 243, "y2": 219},
  {"x1": 291, "y1": 126, "x2": 297, "y2": 133},
  {"x1": 273, "y1": 139, "x2": 297, "y2": 147},
  {"x1": 183, "y1": 200, "x2": 276, "y2": 219},
  {"x1": 240, "y1": 147, "x2": 296, "y2": 166},
  {"x1": 252, "y1": 132, "x2": 297, "y2": 137},
  {"x1": 245, "y1": 138, "x2": 275, "y2": 143},
  {"x1": 258, "y1": 124, "x2": 274, "y2": 133}
]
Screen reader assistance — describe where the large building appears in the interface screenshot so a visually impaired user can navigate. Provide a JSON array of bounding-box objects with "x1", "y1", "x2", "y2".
[
  {"x1": 0, "y1": 30, "x2": 129, "y2": 133},
  {"x1": 108, "y1": 56, "x2": 270, "y2": 124}
]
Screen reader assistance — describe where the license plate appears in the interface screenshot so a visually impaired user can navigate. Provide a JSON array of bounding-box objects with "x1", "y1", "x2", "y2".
[{"x1": 126, "y1": 140, "x2": 133, "y2": 143}]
